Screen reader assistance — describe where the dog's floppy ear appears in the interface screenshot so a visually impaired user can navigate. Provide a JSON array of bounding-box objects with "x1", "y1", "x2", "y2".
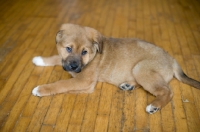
[
  {"x1": 56, "y1": 30, "x2": 64, "y2": 44},
  {"x1": 85, "y1": 27, "x2": 103, "y2": 54}
]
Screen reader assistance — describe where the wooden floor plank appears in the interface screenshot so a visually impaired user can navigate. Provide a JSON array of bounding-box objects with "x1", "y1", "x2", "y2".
[
  {"x1": 81, "y1": 83, "x2": 102, "y2": 132},
  {"x1": 0, "y1": 17, "x2": 45, "y2": 73},
  {"x1": 13, "y1": 117, "x2": 31, "y2": 132},
  {"x1": 97, "y1": 0, "x2": 110, "y2": 33},
  {"x1": 40, "y1": 125, "x2": 54, "y2": 132},
  {"x1": 102, "y1": 0, "x2": 115, "y2": 37},
  {"x1": 0, "y1": 0, "x2": 45, "y2": 49},
  {"x1": 128, "y1": 0, "x2": 136, "y2": 38},
  {"x1": 42, "y1": 69, "x2": 65, "y2": 126},
  {"x1": 171, "y1": 77, "x2": 189, "y2": 132},
  {"x1": 0, "y1": 17, "x2": 54, "y2": 85},
  {"x1": 27, "y1": 66, "x2": 63, "y2": 131},
  {"x1": 107, "y1": 88, "x2": 124, "y2": 132},
  {"x1": 66, "y1": 94, "x2": 88, "y2": 132},
  {"x1": 176, "y1": 55, "x2": 200, "y2": 132},
  {"x1": 0, "y1": 18, "x2": 56, "y2": 126},
  {"x1": 94, "y1": 83, "x2": 113, "y2": 132},
  {"x1": 42, "y1": 71, "x2": 71, "y2": 127},
  {"x1": 21, "y1": 67, "x2": 54, "y2": 118},
  {"x1": 122, "y1": 90, "x2": 136, "y2": 132},
  {"x1": 1, "y1": 75, "x2": 39, "y2": 131},
  {"x1": 53, "y1": 94, "x2": 77, "y2": 132},
  {"x1": 0, "y1": 49, "x2": 36, "y2": 104}
]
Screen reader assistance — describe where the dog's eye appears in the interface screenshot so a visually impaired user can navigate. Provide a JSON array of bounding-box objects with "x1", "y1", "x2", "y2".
[
  {"x1": 66, "y1": 47, "x2": 72, "y2": 53},
  {"x1": 82, "y1": 50, "x2": 87, "y2": 56}
]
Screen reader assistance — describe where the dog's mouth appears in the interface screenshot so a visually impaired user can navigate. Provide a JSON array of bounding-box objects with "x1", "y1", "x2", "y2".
[{"x1": 62, "y1": 65, "x2": 82, "y2": 73}]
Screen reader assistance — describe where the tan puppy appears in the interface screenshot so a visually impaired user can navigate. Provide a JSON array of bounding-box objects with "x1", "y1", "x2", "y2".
[{"x1": 32, "y1": 24, "x2": 200, "y2": 114}]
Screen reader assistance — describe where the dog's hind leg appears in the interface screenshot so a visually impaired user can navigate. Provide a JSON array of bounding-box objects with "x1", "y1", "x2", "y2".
[
  {"x1": 133, "y1": 63, "x2": 173, "y2": 114},
  {"x1": 145, "y1": 84, "x2": 173, "y2": 114},
  {"x1": 32, "y1": 55, "x2": 62, "y2": 66}
]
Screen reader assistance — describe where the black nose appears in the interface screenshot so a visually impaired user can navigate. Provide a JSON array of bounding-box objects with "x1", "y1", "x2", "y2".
[
  {"x1": 69, "y1": 61, "x2": 79, "y2": 70},
  {"x1": 62, "y1": 59, "x2": 81, "y2": 73}
]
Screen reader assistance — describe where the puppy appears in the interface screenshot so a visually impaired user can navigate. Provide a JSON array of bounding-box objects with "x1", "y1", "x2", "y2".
[{"x1": 32, "y1": 24, "x2": 200, "y2": 114}]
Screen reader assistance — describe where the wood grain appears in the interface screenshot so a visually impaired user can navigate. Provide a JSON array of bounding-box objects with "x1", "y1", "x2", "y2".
[{"x1": 0, "y1": 0, "x2": 200, "y2": 131}]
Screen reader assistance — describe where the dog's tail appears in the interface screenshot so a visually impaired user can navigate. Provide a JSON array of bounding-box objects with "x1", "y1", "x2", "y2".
[{"x1": 173, "y1": 60, "x2": 200, "y2": 89}]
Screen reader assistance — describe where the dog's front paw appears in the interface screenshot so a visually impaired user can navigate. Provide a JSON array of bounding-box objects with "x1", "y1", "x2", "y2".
[
  {"x1": 146, "y1": 104, "x2": 160, "y2": 114},
  {"x1": 32, "y1": 56, "x2": 45, "y2": 66},
  {"x1": 32, "y1": 86, "x2": 41, "y2": 97},
  {"x1": 119, "y1": 83, "x2": 134, "y2": 90}
]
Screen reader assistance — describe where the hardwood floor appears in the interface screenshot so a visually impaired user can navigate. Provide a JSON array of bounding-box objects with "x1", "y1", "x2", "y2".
[{"x1": 0, "y1": 0, "x2": 200, "y2": 131}]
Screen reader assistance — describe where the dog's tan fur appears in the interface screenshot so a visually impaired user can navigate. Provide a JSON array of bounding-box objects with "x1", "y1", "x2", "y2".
[{"x1": 32, "y1": 24, "x2": 200, "y2": 114}]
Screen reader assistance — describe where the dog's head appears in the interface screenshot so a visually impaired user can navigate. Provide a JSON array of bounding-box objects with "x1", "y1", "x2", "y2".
[{"x1": 56, "y1": 24, "x2": 103, "y2": 73}]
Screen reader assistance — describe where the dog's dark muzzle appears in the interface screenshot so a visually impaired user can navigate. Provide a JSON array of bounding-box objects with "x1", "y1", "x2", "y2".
[{"x1": 62, "y1": 58, "x2": 82, "y2": 73}]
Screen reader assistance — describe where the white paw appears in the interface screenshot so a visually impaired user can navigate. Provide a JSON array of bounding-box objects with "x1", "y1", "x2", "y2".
[
  {"x1": 32, "y1": 86, "x2": 41, "y2": 96},
  {"x1": 146, "y1": 104, "x2": 160, "y2": 114},
  {"x1": 32, "y1": 56, "x2": 46, "y2": 66}
]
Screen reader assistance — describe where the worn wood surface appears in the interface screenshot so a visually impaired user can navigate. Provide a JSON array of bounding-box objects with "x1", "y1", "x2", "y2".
[{"x1": 0, "y1": 0, "x2": 200, "y2": 131}]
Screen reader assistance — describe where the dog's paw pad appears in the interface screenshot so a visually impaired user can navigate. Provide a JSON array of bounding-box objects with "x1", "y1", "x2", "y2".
[
  {"x1": 32, "y1": 56, "x2": 45, "y2": 66},
  {"x1": 119, "y1": 83, "x2": 134, "y2": 91},
  {"x1": 146, "y1": 104, "x2": 160, "y2": 114},
  {"x1": 32, "y1": 86, "x2": 41, "y2": 97}
]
